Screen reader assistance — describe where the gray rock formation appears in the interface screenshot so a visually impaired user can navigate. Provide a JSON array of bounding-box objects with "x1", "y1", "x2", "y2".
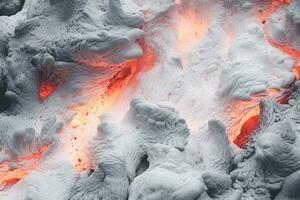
[{"x1": 0, "y1": 0, "x2": 300, "y2": 200}]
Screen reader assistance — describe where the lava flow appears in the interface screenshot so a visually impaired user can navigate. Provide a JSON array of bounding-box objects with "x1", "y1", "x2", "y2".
[
  {"x1": 232, "y1": 0, "x2": 300, "y2": 148},
  {"x1": 257, "y1": 0, "x2": 300, "y2": 66},
  {"x1": 66, "y1": 42, "x2": 156, "y2": 171},
  {"x1": 174, "y1": 8, "x2": 209, "y2": 54},
  {"x1": 66, "y1": 61, "x2": 139, "y2": 171},
  {"x1": 232, "y1": 89, "x2": 292, "y2": 148},
  {"x1": 1, "y1": 0, "x2": 298, "y2": 190},
  {"x1": 0, "y1": 41, "x2": 156, "y2": 187},
  {"x1": 174, "y1": 1, "x2": 210, "y2": 68},
  {"x1": 0, "y1": 145, "x2": 49, "y2": 190}
]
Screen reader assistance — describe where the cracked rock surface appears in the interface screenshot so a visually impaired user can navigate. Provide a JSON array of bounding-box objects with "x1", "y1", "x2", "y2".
[{"x1": 1, "y1": 0, "x2": 300, "y2": 200}]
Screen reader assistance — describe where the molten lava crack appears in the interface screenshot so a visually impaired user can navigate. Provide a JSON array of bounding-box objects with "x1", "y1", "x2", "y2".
[{"x1": 230, "y1": 0, "x2": 300, "y2": 147}]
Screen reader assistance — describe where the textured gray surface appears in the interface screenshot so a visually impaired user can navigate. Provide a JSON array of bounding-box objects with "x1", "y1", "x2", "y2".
[{"x1": 0, "y1": 0, "x2": 300, "y2": 199}]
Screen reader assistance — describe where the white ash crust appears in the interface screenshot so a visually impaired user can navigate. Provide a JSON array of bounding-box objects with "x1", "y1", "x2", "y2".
[{"x1": 0, "y1": 0, "x2": 300, "y2": 200}]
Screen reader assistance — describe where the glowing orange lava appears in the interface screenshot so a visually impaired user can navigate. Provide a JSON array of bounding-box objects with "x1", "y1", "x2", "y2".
[
  {"x1": 175, "y1": 9, "x2": 209, "y2": 54},
  {"x1": 39, "y1": 81, "x2": 55, "y2": 100},
  {"x1": 228, "y1": 98, "x2": 261, "y2": 144},
  {"x1": 0, "y1": 145, "x2": 49, "y2": 188},
  {"x1": 229, "y1": 87, "x2": 292, "y2": 146},
  {"x1": 257, "y1": 0, "x2": 291, "y2": 24},
  {"x1": 66, "y1": 41, "x2": 156, "y2": 171},
  {"x1": 231, "y1": 0, "x2": 300, "y2": 148},
  {"x1": 234, "y1": 115, "x2": 260, "y2": 148},
  {"x1": 39, "y1": 68, "x2": 69, "y2": 101},
  {"x1": 293, "y1": 66, "x2": 300, "y2": 80},
  {"x1": 67, "y1": 61, "x2": 138, "y2": 171},
  {"x1": 173, "y1": 2, "x2": 209, "y2": 68},
  {"x1": 258, "y1": 0, "x2": 300, "y2": 68},
  {"x1": 0, "y1": 40, "x2": 156, "y2": 187}
]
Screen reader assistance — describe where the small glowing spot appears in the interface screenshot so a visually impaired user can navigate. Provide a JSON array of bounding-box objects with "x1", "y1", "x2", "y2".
[
  {"x1": 39, "y1": 81, "x2": 54, "y2": 100},
  {"x1": 234, "y1": 115, "x2": 260, "y2": 148},
  {"x1": 293, "y1": 67, "x2": 300, "y2": 80}
]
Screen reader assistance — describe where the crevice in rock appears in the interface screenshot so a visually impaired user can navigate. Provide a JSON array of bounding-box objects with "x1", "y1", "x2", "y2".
[
  {"x1": 135, "y1": 154, "x2": 149, "y2": 176},
  {"x1": 3, "y1": 45, "x2": 9, "y2": 58},
  {"x1": 0, "y1": 75, "x2": 11, "y2": 113}
]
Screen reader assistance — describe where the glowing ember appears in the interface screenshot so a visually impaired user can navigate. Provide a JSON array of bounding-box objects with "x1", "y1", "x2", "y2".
[{"x1": 39, "y1": 81, "x2": 55, "y2": 100}]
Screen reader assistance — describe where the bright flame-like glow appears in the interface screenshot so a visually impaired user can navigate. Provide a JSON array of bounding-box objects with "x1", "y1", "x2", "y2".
[
  {"x1": 66, "y1": 42, "x2": 156, "y2": 171},
  {"x1": 228, "y1": 88, "x2": 290, "y2": 145},
  {"x1": 173, "y1": 2, "x2": 210, "y2": 68},
  {"x1": 1, "y1": 0, "x2": 299, "y2": 189},
  {"x1": 67, "y1": 61, "x2": 138, "y2": 171},
  {"x1": 257, "y1": 0, "x2": 299, "y2": 66},
  {"x1": 175, "y1": 9, "x2": 209, "y2": 55},
  {"x1": 293, "y1": 67, "x2": 300, "y2": 80},
  {"x1": 0, "y1": 145, "x2": 49, "y2": 188},
  {"x1": 230, "y1": 0, "x2": 300, "y2": 147},
  {"x1": 39, "y1": 81, "x2": 55, "y2": 100},
  {"x1": 0, "y1": 41, "x2": 156, "y2": 186},
  {"x1": 232, "y1": 89, "x2": 292, "y2": 148}
]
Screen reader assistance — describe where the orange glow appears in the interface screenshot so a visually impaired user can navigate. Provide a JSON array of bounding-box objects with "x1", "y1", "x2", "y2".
[
  {"x1": 293, "y1": 66, "x2": 300, "y2": 80},
  {"x1": 39, "y1": 68, "x2": 69, "y2": 101},
  {"x1": 66, "y1": 61, "x2": 138, "y2": 171},
  {"x1": 175, "y1": 9, "x2": 209, "y2": 54},
  {"x1": 257, "y1": 0, "x2": 300, "y2": 73},
  {"x1": 257, "y1": 0, "x2": 291, "y2": 24},
  {"x1": 230, "y1": 0, "x2": 300, "y2": 147},
  {"x1": 175, "y1": 0, "x2": 181, "y2": 5},
  {"x1": 227, "y1": 99, "x2": 261, "y2": 143},
  {"x1": 230, "y1": 88, "x2": 291, "y2": 147},
  {"x1": 228, "y1": 87, "x2": 290, "y2": 143},
  {"x1": 234, "y1": 115, "x2": 259, "y2": 148},
  {"x1": 66, "y1": 41, "x2": 156, "y2": 171},
  {"x1": 0, "y1": 145, "x2": 49, "y2": 187},
  {"x1": 39, "y1": 81, "x2": 55, "y2": 100}
]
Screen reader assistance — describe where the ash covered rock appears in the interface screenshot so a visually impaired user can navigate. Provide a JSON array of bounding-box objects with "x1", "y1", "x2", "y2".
[
  {"x1": 68, "y1": 85, "x2": 300, "y2": 200},
  {"x1": 268, "y1": 0, "x2": 300, "y2": 52},
  {"x1": 0, "y1": 0, "x2": 24, "y2": 16},
  {"x1": 231, "y1": 84, "x2": 300, "y2": 200},
  {"x1": 287, "y1": 0, "x2": 300, "y2": 27},
  {"x1": 0, "y1": 0, "x2": 144, "y2": 165},
  {"x1": 1, "y1": 0, "x2": 300, "y2": 199},
  {"x1": 219, "y1": 20, "x2": 294, "y2": 100},
  {"x1": 68, "y1": 99, "x2": 237, "y2": 200}
]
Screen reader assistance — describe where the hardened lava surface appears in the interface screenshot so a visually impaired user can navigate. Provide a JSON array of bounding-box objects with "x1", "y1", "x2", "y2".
[{"x1": 0, "y1": 0, "x2": 300, "y2": 200}]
